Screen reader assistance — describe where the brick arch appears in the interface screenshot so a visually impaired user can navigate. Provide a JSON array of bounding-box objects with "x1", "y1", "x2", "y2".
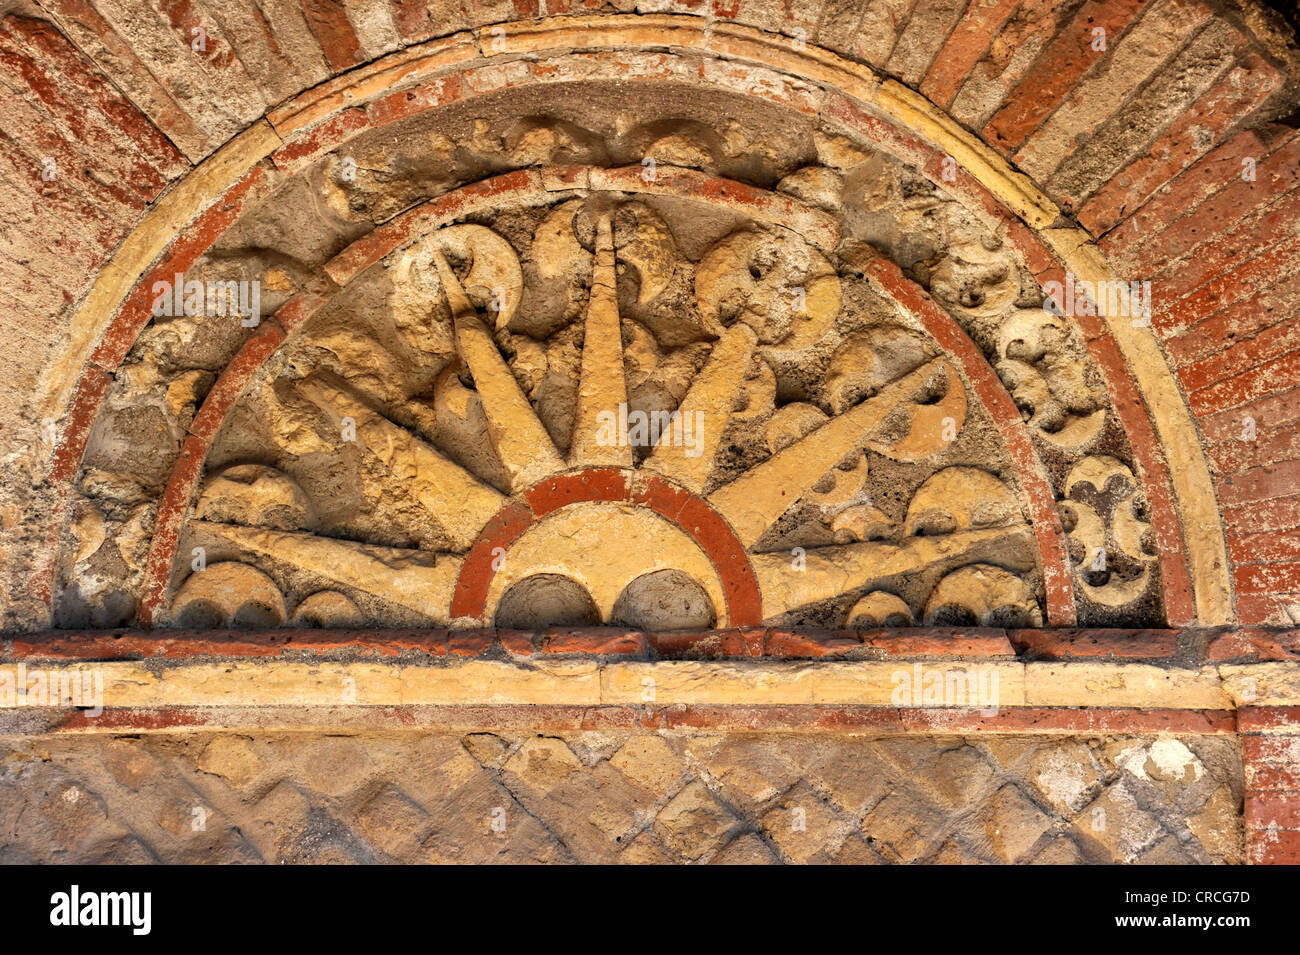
[{"x1": 13, "y1": 7, "x2": 1299, "y2": 628}]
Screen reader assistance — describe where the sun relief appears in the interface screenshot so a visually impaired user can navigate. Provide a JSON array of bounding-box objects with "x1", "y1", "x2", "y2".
[{"x1": 59, "y1": 103, "x2": 1166, "y2": 635}]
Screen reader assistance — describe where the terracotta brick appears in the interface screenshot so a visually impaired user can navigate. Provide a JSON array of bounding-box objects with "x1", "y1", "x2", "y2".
[
  {"x1": 1234, "y1": 562, "x2": 1300, "y2": 596},
  {"x1": 648, "y1": 629, "x2": 765, "y2": 659},
  {"x1": 497, "y1": 629, "x2": 536, "y2": 656},
  {"x1": 37, "y1": 0, "x2": 212, "y2": 159},
  {"x1": 0, "y1": 17, "x2": 177, "y2": 202},
  {"x1": 1164, "y1": 261, "x2": 1300, "y2": 366},
  {"x1": 272, "y1": 107, "x2": 370, "y2": 171},
  {"x1": 1182, "y1": 322, "x2": 1300, "y2": 395},
  {"x1": 1119, "y1": 132, "x2": 1300, "y2": 276},
  {"x1": 1101, "y1": 127, "x2": 1284, "y2": 262},
  {"x1": 1200, "y1": 386, "x2": 1300, "y2": 447},
  {"x1": 1206, "y1": 400, "x2": 1300, "y2": 476},
  {"x1": 1010, "y1": 628, "x2": 1179, "y2": 660},
  {"x1": 1047, "y1": 18, "x2": 1244, "y2": 210},
  {"x1": 1246, "y1": 761, "x2": 1300, "y2": 791},
  {"x1": 1219, "y1": 463, "x2": 1300, "y2": 508},
  {"x1": 1153, "y1": 189, "x2": 1300, "y2": 302},
  {"x1": 1206, "y1": 630, "x2": 1300, "y2": 662},
  {"x1": 764, "y1": 629, "x2": 863, "y2": 658},
  {"x1": 1191, "y1": 349, "x2": 1300, "y2": 417},
  {"x1": 852, "y1": 0, "x2": 915, "y2": 68},
  {"x1": 1229, "y1": 532, "x2": 1300, "y2": 567},
  {"x1": 542, "y1": 628, "x2": 649, "y2": 656},
  {"x1": 1236, "y1": 593, "x2": 1300, "y2": 626},
  {"x1": 982, "y1": 0, "x2": 1146, "y2": 153},
  {"x1": 1078, "y1": 52, "x2": 1283, "y2": 236},
  {"x1": 1244, "y1": 734, "x2": 1300, "y2": 765},
  {"x1": 919, "y1": 0, "x2": 1018, "y2": 107},
  {"x1": 947, "y1": 0, "x2": 1072, "y2": 128},
  {"x1": 862, "y1": 629, "x2": 1016, "y2": 657},
  {"x1": 447, "y1": 629, "x2": 494, "y2": 656},
  {"x1": 300, "y1": 0, "x2": 365, "y2": 70},
  {"x1": 1239, "y1": 706, "x2": 1300, "y2": 733},
  {"x1": 1245, "y1": 790, "x2": 1300, "y2": 830}
]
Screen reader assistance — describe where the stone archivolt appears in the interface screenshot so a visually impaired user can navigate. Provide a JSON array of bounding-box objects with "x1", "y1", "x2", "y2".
[{"x1": 58, "y1": 104, "x2": 1160, "y2": 634}]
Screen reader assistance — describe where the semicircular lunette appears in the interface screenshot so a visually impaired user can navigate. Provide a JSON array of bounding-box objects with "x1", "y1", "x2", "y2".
[{"x1": 64, "y1": 149, "x2": 1154, "y2": 632}]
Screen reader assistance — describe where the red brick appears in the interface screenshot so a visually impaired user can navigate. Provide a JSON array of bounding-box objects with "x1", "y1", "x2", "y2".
[
  {"x1": 867, "y1": 252, "x2": 1075, "y2": 625},
  {"x1": 764, "y1": 629, "x2": 863, "y2": 658},
  {"x1": 1165, "y1": 264, "x2": 1300, "y2": 367},
  {"x1": 138, "y1": 434, "x2": 208, "y2": 626},
  {"x1": 47, "y1": 365, "x2": 112, "y2": 483},
  {"x1": 1208, "y1": 421, "x2": 1300, "y2": 477},
  {"x1": 188, "y1": 321, "x2": 287, "y2": 442},
  {"x1": 447, "y1": 629, "x2": 493, "y2": 656},
  {"x1": 497, "y1": 630, "x2": 536, "y2": 657},
  {"x1": 389, "y1": 0, "x2": 444, "y2": 42},
  {"x1": 863, "y1": 628, "x2": 1016, "y2": 657},
  {"x1": 1182, "y1": 323, "x2": 1300, "y2": 396},
  {"x1": 272, "y1": 107, "x2": 370, "y2": 171},
  {"x1": 36, "y1": 0, "x2": 211, "y2": 157},
  {"x1": 1234, "y1": 562, "x2": 1300, "y2": 596},
  {"x1": 2, "y1": 15, "x2": 187, "y2": 178},
  {"x1": 1236, "y1": 593, "x2": 1300, "y2": 626},
  {"x1": 1229, "y1": 532, "x2": 1300, "y2": 565},
  {"x1": 367, "y1": 75, "x2": 463, "y2": 127},
  {"x1": 1244, "y1": 733, "x2": 1300, "y2": 765},
  {"x1": 648, "y1": 629, "x2": 764, "y2": 659},
  {"x1": 448, "y1": 502, "x2": 534, "y2": 622},
  {"x1": 0, "y1": 17, "x2": 177, "y2": 201},
  {"x1": 89, "y1": 164, "x2": 270, "y2": 371},
  {"x1": 1157, "y1": 233, "x2": 1300, "y2": 336},
  {"x1": 1190, "y1": 349, "x2": 1300, "y2": 417},
  {"x1": 1246, "y1": 761, "x2": 1300, "y2": 791},
  {"x1": 1151, "y1": 187, "x2": 1300, "y2": 299},
  {"x1": 919, "y1": 0, "x2": 1019, "y2": 107},
  {"x1": 1009, "y1": 628, "x2": 1178, "y2": 660},
  {"x1": 1102, "y1": 127, "x2": 1290, "y2": 264},
  {"x1": 1224, "y1": 495, "x2": 1300, "y2": 536},
  {"x1": 300, "y1": 0, "x2": 364, "y2": 71},
  {"x1": 1239, "y1": 706, "x2": 1300, "y2": 733},
  {"x1": 542, "y1": 628, "x2": 648, "y2": 656},
  {"x1": 1078, "y1": 52, "x2": 1284, "y2": 236},
  {"x1": 982, "y1": 0, "x2": 1146, "y2": 152},
  {"x1": 1200, "y1": 386, "x2": 1300, "y2": 446},
  {"x1": 1246, "y1": 790, "x2": 1300, "y2": 830},
  {"x1": 0, "y1": 80, "x2": 146, "y2": 218},
  {"x1": 1119, "y1": 133, "x2": 1300, "y2": 276}
]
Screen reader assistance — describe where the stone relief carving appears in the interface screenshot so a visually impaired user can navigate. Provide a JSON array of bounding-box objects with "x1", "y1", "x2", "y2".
[{"x1": 60, "y1": 100, "x2": 1161, "y2": 630}]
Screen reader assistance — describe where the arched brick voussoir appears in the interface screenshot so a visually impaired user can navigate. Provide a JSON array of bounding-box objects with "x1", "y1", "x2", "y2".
[{"x1": 860, "y1": 252, "x2": 1077, "y2": 629}]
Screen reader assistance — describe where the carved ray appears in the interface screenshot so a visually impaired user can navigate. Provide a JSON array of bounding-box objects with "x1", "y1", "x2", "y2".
[
  {"x1": 708, "y1": 358, "x2": 947, "y2": 547},
  {"x1": 192, "y1": 521, "x2": 463, "y2": 624},
  {"x1": 433, "y1": 247, "x2": 564, "y2": 491},
  {"x1": 751, "y1": 525, "x2": 1036, "y2": 621},
  {"x1": 298, "y1": 376, "x2": 504, "y2": 550},
  {"x1": 568, "y1": 214, "x2": 633, "y2": 468},
  {"x1": 642, "y1": 322, "x2": 757, "y2": 491}
]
